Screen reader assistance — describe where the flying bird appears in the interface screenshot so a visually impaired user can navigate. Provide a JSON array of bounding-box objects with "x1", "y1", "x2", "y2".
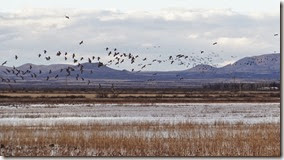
[
  {"x1": 2, "y1": 61, "x2": 7, "y2": 66},
  {"x1": 79, "y1": 41, "x2": 83, "y2": 45},
  {"x1": 56, "y1": 51, "x2": 61, "y2": 56},
  {"x1": 65, "y1": 15, "x2": 70, "y2": 19},
  {"x1": 213, "y1": 42, "x2": 217, "y2": 45},
  {"x1": 98, "y1": 62, "x2": 103, "y2": 67}
]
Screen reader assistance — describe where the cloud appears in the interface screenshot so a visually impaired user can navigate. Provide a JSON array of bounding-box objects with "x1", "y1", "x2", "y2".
[
  {"x1": 217, "y1": 37, "x2": 253, "y2": 46},
  {"x1": 0, "y1": 8, "x2": 279, "y2": 71},
  {"x1": 187, "y1": 34, "x2": 199, "y2": 39}
]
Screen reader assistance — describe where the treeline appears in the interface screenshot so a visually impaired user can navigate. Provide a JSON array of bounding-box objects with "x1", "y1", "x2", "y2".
[
  {"x1": 202, "y1": 82, "x2": 280, "y2": 91},
  {"x1": 0, "y1": 82, "x2": 280, "y2": 92}
]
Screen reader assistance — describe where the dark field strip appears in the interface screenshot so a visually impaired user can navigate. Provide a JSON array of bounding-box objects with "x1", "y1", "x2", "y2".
[{"x1": 0, "y1": 90, "x2": 280, "y2": 104}]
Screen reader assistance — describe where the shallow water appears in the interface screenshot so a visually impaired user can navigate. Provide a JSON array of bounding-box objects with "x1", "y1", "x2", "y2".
[{"x1": 0, "y1": 103, "x2": 280, "y2": 125}]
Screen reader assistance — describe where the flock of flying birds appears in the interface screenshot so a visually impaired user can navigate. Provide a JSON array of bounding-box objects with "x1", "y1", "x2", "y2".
[{"x1": 0, "y1": 15, "x2": 280, "y2": 89}]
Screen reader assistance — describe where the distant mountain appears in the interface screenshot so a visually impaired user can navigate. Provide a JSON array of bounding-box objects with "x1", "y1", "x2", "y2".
[
  {"x1": 186, "y1": 64, "x2": 218, "y2": 73},
  {"x1": 17, "y1": 63, "x2": 71, "y2": 74},
  {"x1": 0, "y1": 53, "x2": 280, "y2": 88},
  {"x1": 14, "y1": 62, "x2": 137, "y2": 80},
  {"x1": 218, "y1": 53, "x2": 280, "y2": 74}
]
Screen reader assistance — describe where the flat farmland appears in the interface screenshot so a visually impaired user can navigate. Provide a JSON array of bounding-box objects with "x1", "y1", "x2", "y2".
[{"x1": 0, "y1": 103, "x2": 280, "y2": 156}]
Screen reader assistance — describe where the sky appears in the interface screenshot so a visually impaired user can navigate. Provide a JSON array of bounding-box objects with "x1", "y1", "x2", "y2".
[{"x1": 0, "y1": 0, "x2": 280, "y2": 71}]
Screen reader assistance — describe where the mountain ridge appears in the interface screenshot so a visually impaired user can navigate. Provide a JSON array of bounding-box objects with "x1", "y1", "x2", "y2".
[{"x1": 0, "y1": 53, "x2": 280, "y2": 88}]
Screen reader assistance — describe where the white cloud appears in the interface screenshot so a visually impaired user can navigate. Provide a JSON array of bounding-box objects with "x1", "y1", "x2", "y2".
[
  {"x1": 0, "y1": 8, "x2": 279, "y2": 71},
  {"x1": 141, "y1": 43, "x2": 153, "y2": 47},
  {"x1": 217, "y1": 37, "x2": 253, "y2": 46},
  {"x1": 187, "y1": 34, "x2": 199, "y2": 39},
  {"x1": 247, "y1": 12, "x2": 279, "y2": 20}
]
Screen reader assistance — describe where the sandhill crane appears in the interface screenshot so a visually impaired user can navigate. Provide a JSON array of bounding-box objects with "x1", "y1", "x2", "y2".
[{"x1": 2, "y1": 61, "x2": 7, "y2": 66}]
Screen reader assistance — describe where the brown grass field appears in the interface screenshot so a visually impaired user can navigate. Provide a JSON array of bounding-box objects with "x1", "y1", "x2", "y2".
[
  {"x1": 0, "y1": 122, "x2": 280, "y2": 156},
  {"x1": 0, "y1": 90, "x2": 280, "y2": 103}
]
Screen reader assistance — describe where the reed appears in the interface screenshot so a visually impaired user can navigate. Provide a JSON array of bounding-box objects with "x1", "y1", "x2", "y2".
[{"x1": 0, "y1": 121, "x2": 280, "y2": 156}]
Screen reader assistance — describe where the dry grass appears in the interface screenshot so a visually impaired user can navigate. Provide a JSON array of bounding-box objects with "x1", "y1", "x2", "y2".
[
  {"x1": 0, "y1": 121, "x2": 280, "y2": 156},
  {"x1": 0, "y1": 90, "x2": 280, "y2": 104}
]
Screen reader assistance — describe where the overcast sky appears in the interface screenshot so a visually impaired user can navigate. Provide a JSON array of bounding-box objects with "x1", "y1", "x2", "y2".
[{"x1": 0, "y1": 0, "x2": 280, "y2": 71}]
